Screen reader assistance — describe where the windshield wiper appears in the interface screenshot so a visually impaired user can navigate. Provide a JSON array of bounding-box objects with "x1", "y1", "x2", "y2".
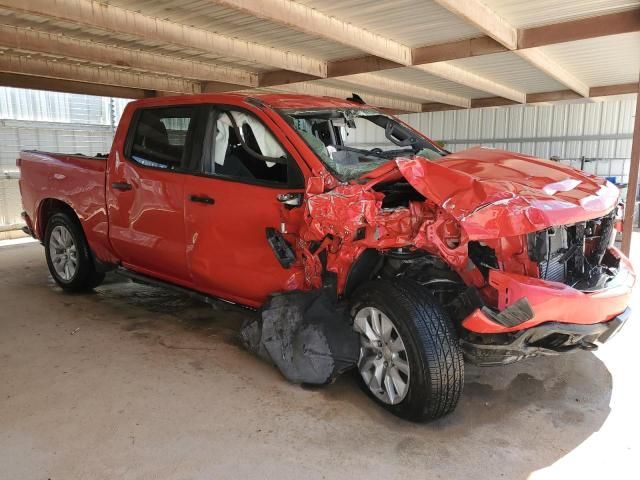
[{"x1": 333, "y1": 145, "x2": 388, "y2": 159}]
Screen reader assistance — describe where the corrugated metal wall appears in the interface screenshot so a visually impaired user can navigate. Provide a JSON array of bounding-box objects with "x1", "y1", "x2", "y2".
[
  {"x1": 398, "y1": 95, "x2": 637, "y2": 183},
  {"x1": 0, "y1": 87, "x2": 130, "y2": 228}
]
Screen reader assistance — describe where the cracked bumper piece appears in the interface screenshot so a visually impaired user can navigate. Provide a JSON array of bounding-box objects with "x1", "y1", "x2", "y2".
[
  {"x1": 461, "y1": 307, "x2": 631, "y2": 366},
  {"x1": 240, "y1": 290, "x2": 359, "y2": 385},
  {"x1": 462, "y1": 248, "x2": 635, "y2": 335}
]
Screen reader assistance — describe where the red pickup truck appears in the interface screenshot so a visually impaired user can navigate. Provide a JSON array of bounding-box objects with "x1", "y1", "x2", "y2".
[{"x1": 19, "y1": 93, "x2": 634, "y2": 422}]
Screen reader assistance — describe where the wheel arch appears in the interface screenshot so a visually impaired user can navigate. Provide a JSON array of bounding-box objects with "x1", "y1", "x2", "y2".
[{"x1": 37, "y1": 198, "x2": 79, "y2": 239}]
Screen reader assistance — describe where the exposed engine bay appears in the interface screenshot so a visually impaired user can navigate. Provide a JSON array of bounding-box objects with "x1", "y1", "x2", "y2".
[{"x1": 527, "y1": 212, "x2": 617, "y2": 290}]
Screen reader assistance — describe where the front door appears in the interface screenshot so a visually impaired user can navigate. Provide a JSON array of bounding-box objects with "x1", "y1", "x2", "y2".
[
  {"x1": 184, "y1": 106, "x2": 308, "y2": 306},
  {"x1": 107, "y1": 105, "x2": 202, "y2": 287}
]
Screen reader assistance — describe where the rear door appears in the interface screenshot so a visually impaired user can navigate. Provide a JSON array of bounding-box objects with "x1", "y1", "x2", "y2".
[
  {"x1": 107, "y1": 105, "x2": 204, "y2": 287},
  {"x1": 183, "y1": 105, "x2": 308, "y2": 306}
]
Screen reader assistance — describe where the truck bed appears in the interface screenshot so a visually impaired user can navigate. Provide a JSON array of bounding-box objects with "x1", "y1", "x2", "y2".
[{"x1": 18, "y1": 150, "x2": 115, "y2": 262}]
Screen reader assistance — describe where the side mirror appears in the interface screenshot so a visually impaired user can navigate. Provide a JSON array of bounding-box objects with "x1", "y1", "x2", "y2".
[
  {"x1": 277, "y1": 192, "x2": 303, "y2": 207},
  {"x1": 306, "y1": 176, "x2": 325, "y2": 195}
]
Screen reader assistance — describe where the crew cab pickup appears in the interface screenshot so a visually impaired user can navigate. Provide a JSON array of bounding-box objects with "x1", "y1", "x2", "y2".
[{"x1": 19, "y1": 93, "x2": 634, "y2": 422}]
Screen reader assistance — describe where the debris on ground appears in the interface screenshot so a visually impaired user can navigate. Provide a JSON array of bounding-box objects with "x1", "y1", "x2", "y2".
[{"x1": 240, "y1": 290, "x2": 359, "y2": 385}]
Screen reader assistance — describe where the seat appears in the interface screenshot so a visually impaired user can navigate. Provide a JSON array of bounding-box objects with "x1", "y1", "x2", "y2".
[
  {"x1": 215, "y1": 126, "x2": 256, "y2": 180},
  {"x1": 132, "y1": 114, "x2": 183, "y2": 169}
]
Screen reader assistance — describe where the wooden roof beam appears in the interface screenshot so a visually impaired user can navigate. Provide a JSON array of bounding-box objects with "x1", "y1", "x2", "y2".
[
  {"x1": 621, "y1": 79, "x2": 640, "y2": 255},
  {"x1": 412, "y1": 36, "x2": 507, "y2": 65},
  {"x1": 259, "y1": 82, "x2": 424, "y2": 112},
  {"x1": 0, "y1": 0, "x2": 326, "y2": 77},
  {"x1": 207, "y1": 0, "x2": 412, "y2": 65},
  {"x1": 465, "y1": 83, "x2": 640, "y2": 109},
  {"x1": 334, "y1": 73, "x2": 471, "y2": 108},
  {"x1": 0, "y1": 53, "x2": 202, "y2": 93},
  {"x1": 519, "y1": 9, "x2": 640, "y2": 49},
  {"x1": 515, "y1": 48, "x2": 589, "y2": 97},
  {"x1": 415, "y1": 62, "x2": 526, "y2": 103},
  {"x1": 0, "y1": 24, "x2": 258, "y2": 87},
  {"x1": 432, "y1": 0, "x2": 591, "y2": 96},
  {"x1": 432, "y1": 0, "x2": 517, "y2": 50},
  {"x1": 326, "y1": 9, "x2": 640, "y2": 76},
  {"x1": 0, "y1": 71, "x2": 154, "y2": 98}
]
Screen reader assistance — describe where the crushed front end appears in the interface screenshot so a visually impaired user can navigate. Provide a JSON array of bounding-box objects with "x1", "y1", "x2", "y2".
[
  {"x1": 275, "y1": 151, "x2": 634, "y2": 369},
  {"x1": 458, "y1": 211, "x2": 635, "y2": 365}
]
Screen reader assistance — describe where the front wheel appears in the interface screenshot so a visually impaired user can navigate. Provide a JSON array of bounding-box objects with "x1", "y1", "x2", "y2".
[{"x1": 351, "y1": 279, "x2": 464, "y2": 422}]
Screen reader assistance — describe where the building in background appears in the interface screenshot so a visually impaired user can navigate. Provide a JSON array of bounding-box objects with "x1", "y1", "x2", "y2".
[
  {"x1": 399, "y1": 94, "x2": 636, "y2": 184},
  {"x1": 0, "y1": 87, "x2": 131, "y2": 228}
]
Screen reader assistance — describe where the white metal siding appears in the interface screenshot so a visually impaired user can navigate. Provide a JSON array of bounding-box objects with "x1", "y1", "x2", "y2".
[
  {"x1": 0, "y1": 87, "x2": 131, "y2": 228},
  {"x1": 399, "y1": 95, "x2": 638, "y2": 183}
]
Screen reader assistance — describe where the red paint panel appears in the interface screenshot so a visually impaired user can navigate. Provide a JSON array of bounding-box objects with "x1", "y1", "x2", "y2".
[
  {"x1": 106, "y1": 156, "x2": 190, "y2": 285},
  {"x1": 17, "y1": 151, "x2": 117, "y2": 263},
  {"x1": 184, "y1": 176, "x2": 305, "y2": 307}
]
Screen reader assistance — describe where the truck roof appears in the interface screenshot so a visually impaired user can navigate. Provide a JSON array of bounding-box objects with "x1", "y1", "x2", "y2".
[{"x1": 127, "y1": 92, "x2": 368, "y2": 110}]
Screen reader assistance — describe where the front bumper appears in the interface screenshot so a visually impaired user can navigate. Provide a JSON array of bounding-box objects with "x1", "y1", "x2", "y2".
[
  {"x1": 462, "y1": 247, "x2": 635, "y2": 335},
  {"x1": 461, "y1": 307, "x2": 630, "y2": 366}
]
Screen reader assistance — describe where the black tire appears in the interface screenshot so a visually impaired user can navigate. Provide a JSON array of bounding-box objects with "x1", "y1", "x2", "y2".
[
  {"x1": 350, "y1": 278, "x2": 464, "y2": 422},
  {"x1": 44, "y1": 212, "x2": 105, "y2": 292}
]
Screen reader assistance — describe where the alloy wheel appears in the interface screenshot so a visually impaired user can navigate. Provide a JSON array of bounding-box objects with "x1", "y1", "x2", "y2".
[
  {"x1": 49, "y1": 225, "x2": 78, "y2": 282},
  {"x1": 354, "y1": 306, "x2": 410, "y2": 405}
]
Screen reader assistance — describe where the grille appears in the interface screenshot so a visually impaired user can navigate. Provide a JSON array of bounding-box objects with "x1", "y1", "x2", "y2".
[{"x1": 528, "y1": 211, "x2": 616, "y2": 287}]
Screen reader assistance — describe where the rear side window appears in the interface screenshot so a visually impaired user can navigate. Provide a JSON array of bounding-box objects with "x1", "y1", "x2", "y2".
[{"x1": 129, "y1": 107, "x2": 196, "y2": 170}]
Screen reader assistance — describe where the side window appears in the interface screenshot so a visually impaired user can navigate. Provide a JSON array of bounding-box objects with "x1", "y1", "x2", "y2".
[
  {"x1": 206, "y1": 109, "x2": 302, "y2": 186},
  {"x1": 129, "y1": 107, "x2": 196, "y2": 170}
]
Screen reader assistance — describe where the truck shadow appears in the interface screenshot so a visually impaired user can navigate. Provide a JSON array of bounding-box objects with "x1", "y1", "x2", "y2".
[
  {"x1": 322, "y1": 347, "x2": 613, "y2": 479},
  {"x1": 87, "y1": 273, "x2": 612, "y2": 480}
]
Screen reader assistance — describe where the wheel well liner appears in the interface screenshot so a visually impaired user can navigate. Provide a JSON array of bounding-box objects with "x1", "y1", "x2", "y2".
[{"x1": 343, "y1": 249, "x2": 384, "y2": 297}]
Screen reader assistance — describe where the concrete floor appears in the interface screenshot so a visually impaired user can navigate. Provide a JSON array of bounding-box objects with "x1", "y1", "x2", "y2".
[{"x1": 1, "y1": 240, "x2": 638, "y2": 480}]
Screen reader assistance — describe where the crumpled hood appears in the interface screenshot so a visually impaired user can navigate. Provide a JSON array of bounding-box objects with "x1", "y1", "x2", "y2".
[{"x1": 390, "y1": 147, "x2": 619, "y2": 239}]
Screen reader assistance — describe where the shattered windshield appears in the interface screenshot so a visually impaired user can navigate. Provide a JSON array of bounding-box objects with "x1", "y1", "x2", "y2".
[{"x1": 279, "y1": 107, "x2": 446, "y2": 180}]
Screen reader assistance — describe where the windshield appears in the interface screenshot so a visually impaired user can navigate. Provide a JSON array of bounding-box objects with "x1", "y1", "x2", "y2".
[{"x1": 279, "y1": 107, "x2": 446, "y2": 180}]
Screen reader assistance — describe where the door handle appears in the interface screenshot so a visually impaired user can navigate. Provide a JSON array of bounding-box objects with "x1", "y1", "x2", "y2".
[
  {"x1": 189, "y1": 194, "x2": 215, "y2": 205},
  {"x1": 111, "y1": 181, "x2": 132, "y2": 191}
]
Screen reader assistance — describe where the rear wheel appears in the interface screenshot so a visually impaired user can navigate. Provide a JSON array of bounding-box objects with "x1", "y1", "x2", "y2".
[
  {"x1": 351, "y1": 279, "x2": 464, "y2": 421},
  {"x1": 44, "y1": 212, "x2": 104, "y2": 292}
]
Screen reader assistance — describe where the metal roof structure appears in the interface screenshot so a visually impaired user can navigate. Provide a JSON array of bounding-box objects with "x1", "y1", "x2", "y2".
[{"x1": 0, "y1": 0, "x2": 635, "y2": 112}]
